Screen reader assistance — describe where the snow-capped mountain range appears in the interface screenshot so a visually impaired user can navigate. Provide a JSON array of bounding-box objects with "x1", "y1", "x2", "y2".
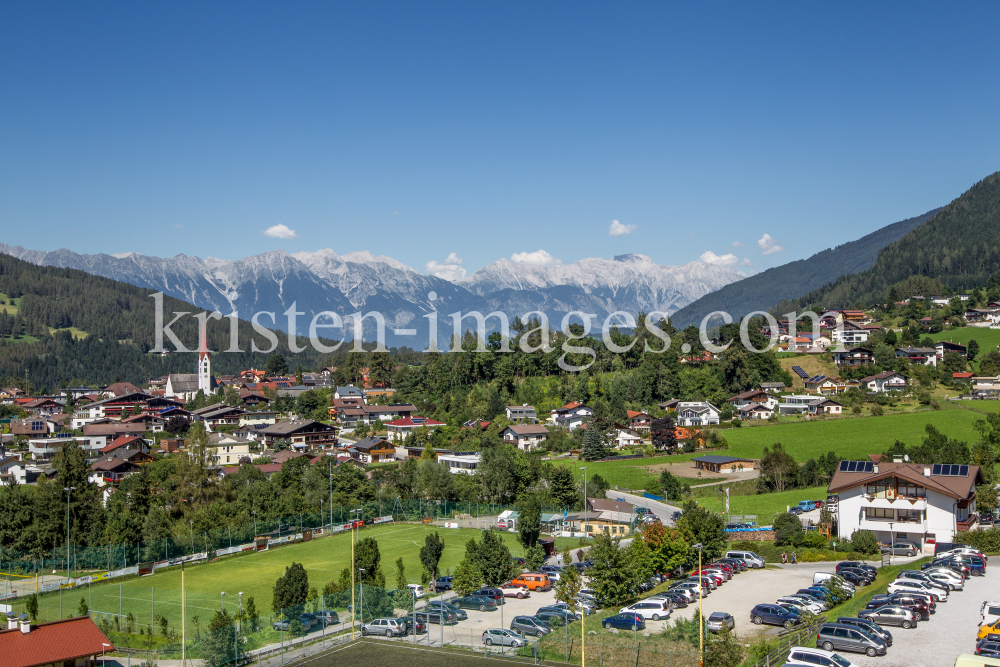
[{"x1": 0, "y1": 243, "x2": 742, "y2": 345}]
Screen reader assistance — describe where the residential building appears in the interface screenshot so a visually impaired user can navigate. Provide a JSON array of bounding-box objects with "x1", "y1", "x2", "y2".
[
  {"x1": 350, "y1": 436, "x2": 397, "y2": 463},
  {"x1": 658, "y1": 398, "x2": 681, "y2": 411},
  {"x1": 692, "y1": 455, "x2": 758, "y2": 474},
  {"x1": 964, "y1": 308, "x2": 1000, "y2": 325},
  {"x1": 833, "y1": 347, "x2": 874, "y2": 367},
  {"x1": 625, "y1": 410, "x2": 651, "y2": 433},
  {"x1": 972, "y1": 376, "x2": 1000, "y2": 397},
  {"x1": 935, "y1": 341, "x2": 968, "y2": 361},
  {"x1": 502, "y1": 424, "x2": 550, "y2": 451},
  {"x1": 548, "y1": 402, "x2": 593, "y2": 430},
  {"x1": 0, "y1": 457, "x2": 34, "y2": 485},
  {"x1": 0, "y1": 615, "x2": 115, "y2": 667},
  {"x1": 334, "y1": 385, "x2": 366, "y2": 401},
  {"x1": 896, "y1": 347, "x2": 937, "y2": 367},
  {"x1": 737, "y1": 403, "x2": 773, "y2": 420},
  {"x1": 809, "y1": 398, "x2": 843, "y2": 415},
  {"x1": 727, "y1": 390, "x2": 779, "y2": 410},
  {"x1": 29, "y1": 436, "x2": 102, "y2": 461},
  {"x1": 830, "y1": 321, "x2": 871, "y2": 346},
  {"x1": 759, "y1": 382, "x2": 786, "y2": 393},
  {"x1": 505, "y1": 405, "x2": 537, "y2": 423},
  {"x1": 566, "y1": 511, "x2": 634, "y2": 537},
  {"x1": 384, "y1": 416, "x2": 445, "y2": 442},
  {"x1": 438, "y1": 453, "x2": 481, "y2": 474},
  {"x1": 207, "y1": 433, "x2": 260, "y2": 465},
  {"x1": 239, "y1": 411, "x2": 280, "y2": 427},
  {"x1": 611, "y1": 426, "x2": 643, "y2": 448},
  {"x1": 259, "y1": 419, "x2": 339, "y2": 451},
  {"x1": 393, "y1": 445, "x2": 454, "y2": 461},
  {"x1": 860, "y1": 371, "x2": 909, "y2": 393},
  {"x1": 675, "y1": 402, "x2": 720, "y2": 427},
  {"x1": 9, "y1": 418, "x2": 58, "y2": 437},
  {"x1": 829, "y1": 459, "x2": 984, "y2": 550},
  {"x1": 88, "y1": 448, "x2": 154, "y2": 487}
]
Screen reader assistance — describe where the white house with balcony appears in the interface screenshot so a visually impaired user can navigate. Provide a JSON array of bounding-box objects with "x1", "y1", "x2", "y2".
[
  {"x1": 438, "y1": 453, "x2": 481, "y2": 475},
  {"x1": 828, "y1": 459, "x2": 983, "y2": 552},
  {"x1": 675, "y1": 402, "x2": 721, "y2": 427}
]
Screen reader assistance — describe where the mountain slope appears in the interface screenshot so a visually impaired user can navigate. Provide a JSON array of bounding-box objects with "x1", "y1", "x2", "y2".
[
  {"x1": 774, "y1": 171, "x2": 1000, "y2": 312},
  {"x1": 670, "y1": 207, "x2": 941, "y2": 327}
]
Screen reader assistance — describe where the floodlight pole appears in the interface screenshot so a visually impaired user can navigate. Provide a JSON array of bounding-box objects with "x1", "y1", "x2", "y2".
[
  {"x1": 64, "y1": 486, "x2": 75, "y2": 583},
  {"x1": 693, "y1": 543, "x2": 704, "y2": 667}
]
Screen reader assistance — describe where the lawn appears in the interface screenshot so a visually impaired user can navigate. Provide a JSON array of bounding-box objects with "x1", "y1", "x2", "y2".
[
  {"x1": 927, "y1": 327, "x2": 1000, "y2": 351},
  {"x1": 17, "y1": 523, "x2": 582, "y2": 638},
  {"x1": 547, "y1": 455, "x2": 683, "y2": 489},
  {"x1": 696, "y1": 485, "x2": 829, "y2": 521}
]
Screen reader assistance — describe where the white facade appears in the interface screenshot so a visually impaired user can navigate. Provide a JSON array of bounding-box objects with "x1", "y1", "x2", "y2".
[
  {"x1": 863, "y1": 373, "x2": 908, "y2": 393},
  {"x1": 438, "y1": 453, "x2": 480, "y2": 475},
  {"x1": 675, "y1": 402, "x2": 720, "y2": 427}
]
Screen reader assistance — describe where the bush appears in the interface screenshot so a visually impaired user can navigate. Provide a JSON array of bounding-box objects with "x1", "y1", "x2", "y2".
[
  {"x1": 955, "y1": 528, "x2": 1000, "y2": 554},
  {"x1": 773, "y1": 513, "x2": 802, "y2": 546},
  {"x1": 796, "y1": 531, "x2": 829, "y2": 549},
  {"x1": 870, "y1": 404, "x2": 884, "y2": 417},
  {"x1": 850, "y1": 529, "x2": 879, "y2": 555}
]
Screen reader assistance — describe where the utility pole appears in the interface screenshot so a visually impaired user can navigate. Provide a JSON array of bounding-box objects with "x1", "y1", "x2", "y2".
[
  {"x1": 579, "y1": 467, "x2": 588, "y2": 538},
  {"x1": 693, "y1": 543, "x2": 704, "y2": 667},
  {"x1": 63, "y1": 486, "x2": 75, "y2": 583}
]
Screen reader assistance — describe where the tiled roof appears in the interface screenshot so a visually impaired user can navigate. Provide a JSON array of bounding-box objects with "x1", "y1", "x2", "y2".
[
  {"x1": 385, "y1": 416, "x2": 445, "y2": 427},
  {"x1": 504, "y1": 424, "x2": 549, "y2": 436},
  {"x1": 0, "y1": 616, "x2": 113, "y2": 667},
  {"x1": 828, "y1": 460, "x2": 983, "y2": 499}
]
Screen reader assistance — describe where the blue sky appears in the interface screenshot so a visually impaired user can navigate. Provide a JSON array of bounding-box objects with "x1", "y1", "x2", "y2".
[{"x1": 2, "y1": 2, "x2": 999, "y2": 279}]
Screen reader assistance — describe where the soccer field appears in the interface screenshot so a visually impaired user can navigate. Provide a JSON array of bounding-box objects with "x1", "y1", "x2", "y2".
[
  {"x1": 19, "y1": 523, "x2": 578, "y2": 637},
  {"x1": 289, "y1": 638, "x2": 537, "y2": 667}
]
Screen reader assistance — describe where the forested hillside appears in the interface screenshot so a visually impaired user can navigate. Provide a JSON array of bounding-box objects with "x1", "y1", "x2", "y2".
[
  {"x1": 774, "y1": 170, "x2": 1000, "y2": 312},
  {"x1": 0, "y1": 253, "x2": 338, "y2": 389},
  {"x1": 671, "y1": 207, "x2": 940, "y2": 327}
]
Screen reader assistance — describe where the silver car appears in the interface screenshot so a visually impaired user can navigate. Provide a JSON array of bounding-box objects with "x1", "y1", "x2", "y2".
[
  {"x1": 362, "y1": 618, "x2": 406, "y2": 637},
  {"x1": 483, "y1": 627, "x2": 527, "y2": 647}
]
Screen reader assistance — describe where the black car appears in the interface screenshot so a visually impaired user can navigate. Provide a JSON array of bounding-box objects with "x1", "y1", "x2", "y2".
[
  {"x1": 425, "y1": 601, "x2": 467, "y2": 621},
  {"x1": 977, "y1": 640, "x2": 1000, "y2": 657},
  {"x1": 838, "y1": 567, "x2": 874, "y2": 585},
  {"x1": 925, "y1": 560, "x2": 971, "y2": 577},
  {"x1": 835, "y1": 616, "x2": 892, "y2": 646},
  {"x1": 397, "y1": 617, "x2": 428, "y2": 635},
  {"x1": 718, "y1": 558, "x2": 746, "y2": 572},
  {"x1": 866, "y1": 595, "x2": 929, "y2": 620},
  {"x1": 414, "y1": 610, "x2": 456, "y2": 625},
  {"x1": 535, "y1": 610, "x2": 567, "y2": 627},
  {"x1": 663, "y1": 592, "x2": 689, "y2": 608},
  {"x1": 836, "y1": 561, "x2": 877, "y2": 577},
  {"x1": 837, "y1": 570, "x2": 869, "y2": 586},
  {"x1": 452, "y1": 595, "x2": 498, "y2": 612},
  {"x1": 471, "y1": 588, "x2": 506, "y2": 605}
]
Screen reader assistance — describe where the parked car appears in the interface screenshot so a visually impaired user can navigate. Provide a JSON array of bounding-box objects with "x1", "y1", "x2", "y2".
[
  {"x1": 776, "y1": 597, "x2": 824, "y2": 615},
  {"x1": 788, "y1": 507, "x2": 804, "y2": 516},
  {"x1": 362, "y1": 618, "x2": 407, "y2": 637},
  {"x1": 501, "y1": 584, "x2": 531, "y2": 599},
  {"x1": 785, "y1": 646, "x2": 861, "y2": 667},
  {"x1": 407, "y1": 584, "x2": 426, "y2": 599},
  {"x1": 452, "y1": 595, "x2": 498, "y2": 612},
  {"x1": 671, "y1": 511, "x2": 682, "y2": 521},
  {"x1": 433, "y1": 576, "x2": 454, "y2": 592},
  {"x1": 510, "y1": 615, "x2": 551, "y2": 638},
  {"x1": 724, "y1": 550, "x2": 765, "y2": 569},
  {"x1": 666, "y1": 585, "x2": 699, "y2": 602},
  {"x1": 719, "y1": 558, "x2": 747, "y2": 572},
  {"x1": 314, "y1": 610, "x2": 340, "y2": 626},
  {"x1": 397, "y1": 617, "x2": 427, "y2": 635},
  {"x1": 887, "y1": 579, "x2": 947, "y2": 602},
  {"x1": 414, "y1": 610, "x2": 453, "y2": 626},
  {"x1": 272, "y1": 613, "x2": 315, "y2": 632},
  {"x1": 866, "y1": 595, "x2": 928, "y2": 621},
  {"x1": 857, "y1": 605, "x2": 919, "y2": 629},
  {"x1": 836, "y1": 570, "x2": 869, "y2": 586},
  {"x1": 750, "y1": 604, "x2": 802, "y2": 629},
  {"x1": 661, "y1": 592, "x2": 689, "y2": 609},
  {"x1": 927, "y1": 558, "x2": 973, "y2": 576},
  {"x1": 939, "y1": 547, "x2": 987, "y2": 561},
  {"x1": 602, "y1": 612, "x2": 645, "y2": 632},
  {"x1": 816, "y1": 622, "x2": 887, "y2": 657},
  {"x1": 510, "y1": 573, "x2": 553, "y2": 591},
  {"x1": 834, "y1": 617, "x2": 892, "y2": 646},
  {"x1": 922, "y1": 567, "x2": 965, "y2": 589},
  {"x1": 836, "y1": 562, "x2": 877, "y2": 578},
  {"x1": 976, "y1": 640, "x2": 1000, "y2": 657},
  {"x1": 535, "y1": 611, "x2": 568, "y2": 628},
  {"x1": 619, "y1": 601, "x2": 670, "y2": 622},
  {"x1": 800, "y1": 588, "x2": 833, "y2": 602},
  {"x1": 882, "y1": 541, "x2": 918, "y2": 557},
  {"x1": 425, "y1": 600, "x2": 467, "y2": 621},
  {"x1": 688, "y1": 574, "x2": 718, "y2": 590},
  {"x1": 979, "y1": 619, "x2": 1000, "y2": 642},
  {"x1": 788, "y1": 593, "x2": 828, "y2": 609},
  {"x1": 471, "y1": 588, "x2": 506, "y2": 605},
  {"x1": 982, "y1": 601, "x2": 1000, "y2": 627},
  {"x1": 548, "y1": 602, "x2": 586, "y2": 618},
  {"x1": 539, "y1": 565, "x2": 563, "y2": 581},
  {"x1": 895, "y1": 570, "x2": 950, "y2": 592},
  {"x1": 536, "y1": 606, "x2": 579, "y2": 622},
  {"x1": 482, "y1": 628, "x2": 526, "y2": 648},
  {"x1": 837, "y1": 567, "x2": 874, "y2": 585},
  {"x1": 706, "y1": 612, "x2": 735, "y2": 633}
]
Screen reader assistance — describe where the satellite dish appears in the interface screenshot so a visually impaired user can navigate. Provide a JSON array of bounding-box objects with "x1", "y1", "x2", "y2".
[{"x1": 904, "y1": 455, "x2": 909, "y2": 462}]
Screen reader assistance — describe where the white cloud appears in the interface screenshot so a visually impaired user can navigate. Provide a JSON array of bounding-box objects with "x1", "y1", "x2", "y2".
[
  {"x1": 757, "y1": 233, "x2": 785, "y2": 255},
  {"x1": 740, "y1": 258, "x2": 753, "y2": 266},
  {"x1": 699, "y1": 251, "x2": 739, "y2": 267},
  {"x1": 608, "y1": 220, "x2": 636, "y2": 236},
  {"x1": 425, "y1": 252, "x2": 466, "y2": 281},
  {"x1": 731, "y1": 240, "x2": 744, "y2": 247},
  {"x1": 263, "y1": 224, "x2": 297, "y2": 240},
  {"x1": 511, "y1": 249, "x2": 562, "y2": 265}
]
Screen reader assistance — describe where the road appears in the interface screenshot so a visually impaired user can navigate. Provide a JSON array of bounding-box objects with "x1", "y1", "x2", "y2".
[{"x1": 603, "y1": 490, "x2": 681, "y2": 527}]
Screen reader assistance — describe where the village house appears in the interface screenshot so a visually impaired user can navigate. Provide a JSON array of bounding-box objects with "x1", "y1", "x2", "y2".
[
  {"x1": 860, "y1": 371, "x2": 909, "y2": 393},
  {"x1": 438, "y1": 452, "x2": 481, "y2": 474},
  {"x1": 350, "y1": 436, "x2": 397, "y2": 463},
  {"x1": 502, "y1": 424, "x2": 550, "y2": 451},
  {"x1": 207, "y1": 433, "x2": 260, "y2": 465},
  {"x1": 565, "y1": 510, "x2": 634, "y2": 537},
  {"x1": 737, "y1": 403, "x2": 774, "y2": 420},
  {"x1": 505, "y1": 405, "x2": 537, "y2": 423},
  {"x1": 0, "y1": 457, "x2": 36, "y2": 485},
  {"x1": 971, "y1": 376, "x2": 1000, "y2": 397},
  {"x1": 334, "y1": 385, "x2": 366, "y2": 401},
  {"x1": 896, "y1": 347, "x2": 937, "y2": 367},
  {"x1": 548, "y1": 402, "x2": 593, "y2": 430},
  {"x1": 9, "y1": 418, "x2": 58, "y2": 437},
  {"x1": 964, "y1": 308, "x2": 1000, "y2": 325},
  {"x1": 393, "y1": 445, "x2": 454, "y2": 461},
  {"x1": 833, "y1": 347, "x2": 875, "y2": 367},
  {"x1": 829, "y1": 321, "x2": 873, "y2": 346},
  {"x1": 260, "y1": 418, "x2": 338, "y2": 451},
  {"x1": 611, "y1": 425, "x2": 643, "y2": 448},
  {"x1": 384, "y1": 416, "x2": 445, "y2": 442},
  {"x1": 675, "y1": 401, "x2": 721, "y2": 427},
  {"x1": 625, "y1": 410, "x2": 651, "y2": 433},
  {"x1": 727, "y1": 390, "x2": 779, "y2": 410},
  {"x1": 934, "y1": 341, "x2": 968, "y2": 361},
  {"x1": 829, "y1": 459, "x2": 984, "y2": 552},
  {"x1": 88, "y1": 448, "x2": 154, "y2": 487},
  {"x1": 0, "y1": 615, "x2": 116, "y2": 667},
  {"x1": 692, "y1": 455, "x2": 758, "y2": 474}
]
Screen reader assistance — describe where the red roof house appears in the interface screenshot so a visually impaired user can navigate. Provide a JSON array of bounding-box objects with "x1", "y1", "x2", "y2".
[{"x1": 0, "y1": 616, "x2": 114, "y2": 667}]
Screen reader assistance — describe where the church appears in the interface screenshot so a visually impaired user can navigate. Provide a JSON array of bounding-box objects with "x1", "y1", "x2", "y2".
[{"x1": 164, "y1": 346, "x2": 215, "y2": 402}]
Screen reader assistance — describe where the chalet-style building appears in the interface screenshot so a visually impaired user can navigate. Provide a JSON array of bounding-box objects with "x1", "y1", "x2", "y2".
[
  {"x1": 860, "y1": 371, "x2": 908, "y2": 393},
  {"x1": 625, "y1": 410, "x2": 651, "y2": 433},
  {"x1": 548, "y1": 402, "x2": 593, "y2": 430},
  {"x1": 896, "y1": 347, "x2": 937, "y2": 367},
  {"x1": 260, "y1": 419, "x2": 338, "y2": 451},
  {"x1": 385, "y1": 416, "x2": 445, "y2": 442},
  {"x1": 351, "y1": 437, "x2": 397, "y2": 463},
  {"x1": 833, "y1": 347, "x2": 874, "y2": 367},
  {"x1": 501, "y1": 424, "x2": 549, "y2": 451},
  {"x1": 505, "y1": 405, "x2": 538, "y2": 423},
  {"x1": 675, "y1": 402, "x2": 721, "y2": 427}
]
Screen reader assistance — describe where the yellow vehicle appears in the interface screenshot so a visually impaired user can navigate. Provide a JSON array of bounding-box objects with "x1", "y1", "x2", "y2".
[{"x1": 978, "y1": 619, "x2": 1000, "y2": 641}]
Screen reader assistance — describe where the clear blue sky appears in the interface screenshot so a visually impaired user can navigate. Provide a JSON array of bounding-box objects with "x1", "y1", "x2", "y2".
[{"x1": 2, "y1": 2, "x2": 999, "y2": 278}]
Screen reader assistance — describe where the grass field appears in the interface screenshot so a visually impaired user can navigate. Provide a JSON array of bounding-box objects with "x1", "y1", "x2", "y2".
[
  {"x1": 696, "y1": 485, "x2": 829, "y2": 521},
  {"x1": 778, "y1": 355, "x2": 839, "y2": 391},
  {"x1": 17, "y1": 523, "x2": 582, "y2": 637},
  {"x1": 927, "y1": 327, "x2": 1000, "y2": 351},
  {"x1": 292, "y1": 639, "x2": 539, "y2": 667},
  {"x1": 547, "y1": 455, "x2": 684, "y2": 489}
]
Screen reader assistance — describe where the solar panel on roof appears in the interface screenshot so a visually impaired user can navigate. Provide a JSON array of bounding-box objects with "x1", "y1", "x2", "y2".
[
  {"x1": 839, "y1": 460, "x2": 873, "y2": 473},
  {"x1": 961, "y1": 465, "x2": 969, "y2": 476},
  {"x1": 931, "y1": 463, "x2": 970, "y2": 476},
  {"x1": 839, "y1": 461, "x2": 849, "y2": 471},
  {"x1": 932, "y1": 464, "x2": 941, "y2": 475}
]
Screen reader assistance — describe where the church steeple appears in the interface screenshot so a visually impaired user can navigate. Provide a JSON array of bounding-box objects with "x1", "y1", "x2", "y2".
[{"x1": 198, "y1": 318, "x2": 212, "y2": 394}]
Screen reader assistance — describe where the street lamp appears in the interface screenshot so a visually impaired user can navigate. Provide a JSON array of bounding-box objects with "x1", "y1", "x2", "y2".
[
  {"x1": 693, "y1": 543, "x2": 704, "y2": 667},
  {"x1": 358, "y1": 568, "x2": 366, "y2": 631},
  {"x1": 220, "y1": 591, "x2": 226, "y2": 612},
  {"x1": 63, "y1": 487, "x2": 75, "y2": 582},
  {"x1": 189, "y1": 521, "x2": 194, "y2": 551},
  {"x1": 102, "y1": 642, "x2": 111, "y2": 660}
]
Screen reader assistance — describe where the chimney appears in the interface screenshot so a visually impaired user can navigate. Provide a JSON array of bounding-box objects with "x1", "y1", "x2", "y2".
[
  {"x1": 19, "y1": 614, "x2": 30, "y2": 634},
  {"x1": 873, "y1": 465, "x2": 878, "y2": 474},
  {"x1": 924, "y1": 467, "x2": 932, "y2": 477},
  {"x1": 6, "y1": 612, "x2": 17, "y2": 630}
]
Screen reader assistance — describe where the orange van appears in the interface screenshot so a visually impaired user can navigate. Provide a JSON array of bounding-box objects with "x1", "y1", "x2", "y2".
[{"x1": 511, "y1": 573, "x2": 552, "y2": 591}]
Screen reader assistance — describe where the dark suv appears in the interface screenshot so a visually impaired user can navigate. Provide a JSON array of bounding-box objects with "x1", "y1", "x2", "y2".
[
  {"x1": 510, "y1": 615, "x2": 551, "y2": 638},
  {"x1": 836, "y1": 561, "x2": 877, "y2": 578},
  {"x1": 866, "y1": 595, "x2": 929, "y2": 620},
  {"x1": 750, "y1": 604, "x2": 801, "y2": 629},
  {"x1": 472, "y1": 588, "x2": 506, "y2": 605},
  {"x1": 835, "y1": 616, "x2": 892, "y2": 646}
]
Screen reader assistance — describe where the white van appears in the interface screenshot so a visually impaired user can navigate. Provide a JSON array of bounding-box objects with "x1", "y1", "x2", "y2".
[
  {"x1": 814, "y1": 572, "x2": 856, "y2": 592},
  {"x1": 725, "y1": 550, "x2": 765, "y2": 569}
]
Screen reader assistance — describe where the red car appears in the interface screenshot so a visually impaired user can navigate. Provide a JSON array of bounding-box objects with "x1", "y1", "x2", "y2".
[{"x1": 691, "y1": 570, "x2": 724, "y2": 585}]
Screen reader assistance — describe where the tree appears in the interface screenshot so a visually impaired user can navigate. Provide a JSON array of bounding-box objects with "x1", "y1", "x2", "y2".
[
  {"x1": 942, "y1": 350, "x2": 966, "y2": 375},
  {"x1": 524, "y1": 544, "x2": 546, "y2": 571},
  {"x1": 773, "y1": 512, "x2": 802, "y2": 546},
  {"x1": 850, "y1": 529, "x2": 879, "y2": 555},
  {"x1": 704, "y1": 627, "x2": 746, "y2": 667},
  {"x1": 517, "y1": 494, "x2": 541, "y2": 549},
  {"x1": 244, "y1": 596, "x2": 260, "y2": 634},
  {"x1": 641, "y1": 523, "x2": 690, "y2": 575},
  {"x1": 981, "y1": 349, "x2": 1000, "y2": 376},
  {"x1": 419, "y1": 532, "x2": 445, "y2": 582},
  {"x1": 355, "y1": 537, "x2": 382, "y2": 586},
  {"x1": 272, "y1": 562, "x2": 309, "y2": 614},
  {"x1": 451, "y1": 555, "x2": 482, "y2": 596},
  {"x1": 581, "y1": 426, "x2": 606, "y2": 462},
  {"x1": 548, "y1": 466, "x2": 579, "y2": 509},
  {"x1": 554, "y1": 549, "x2": 583, "y2": 611},
  {"x1": 759, "y1": 443, "x2": 798, "y2": 493},
  {"x1": 675, "y1": 500, "x2": 726, "y2": 561},
  {"x1": 265, "y1": 354, "x2": 289, "y2": 377},
  {"x1": 659, "y1": 471, "x2": 690, "y2": 502},
  {"x1": 969, "y1": 339, "x2": 980, "y2": 361},
  {"x1": 25, "y1": 593, "x2": 38, "y2": 621},
  {"x1": 475, "y1": 530, "x2": 518, "y2": 587},
  {"x1": 650, "y1": 416, "x2": 677, "y2": 452},
  {"x1": 721, "y1": 346, "x2": 753, "y2": 393},
  {"x1": 77, "y1": 597, "x2": 89, "y2": 617},
  {"x1": 587, "y1": 533, "x2": 636, "y2": 606},
  {"x1": 587, "y1": 473, "x2": 611, "y2": 499},
  {"x1": 201, "y1": 609, "x2": 247, "y2": 667}
]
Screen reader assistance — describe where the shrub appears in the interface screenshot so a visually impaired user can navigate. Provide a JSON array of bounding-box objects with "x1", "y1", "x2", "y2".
[
  {"x1": 870, "y1": 404, "x2": 884, "y2": 417},
  {"x1": 955, "y1": 528, "x2": 1000, "y2": 554},
  {"x1": 773, "y1": 513, "x2": 802, "y2": 546},
  {"x1": 850, "y1": 529, "x2": 879, "y2": 555}
]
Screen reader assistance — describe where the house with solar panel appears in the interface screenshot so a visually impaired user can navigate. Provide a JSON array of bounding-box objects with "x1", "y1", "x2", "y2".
[{"x1": 828, "y1": 459, "x2": 984, "y2": 552}]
